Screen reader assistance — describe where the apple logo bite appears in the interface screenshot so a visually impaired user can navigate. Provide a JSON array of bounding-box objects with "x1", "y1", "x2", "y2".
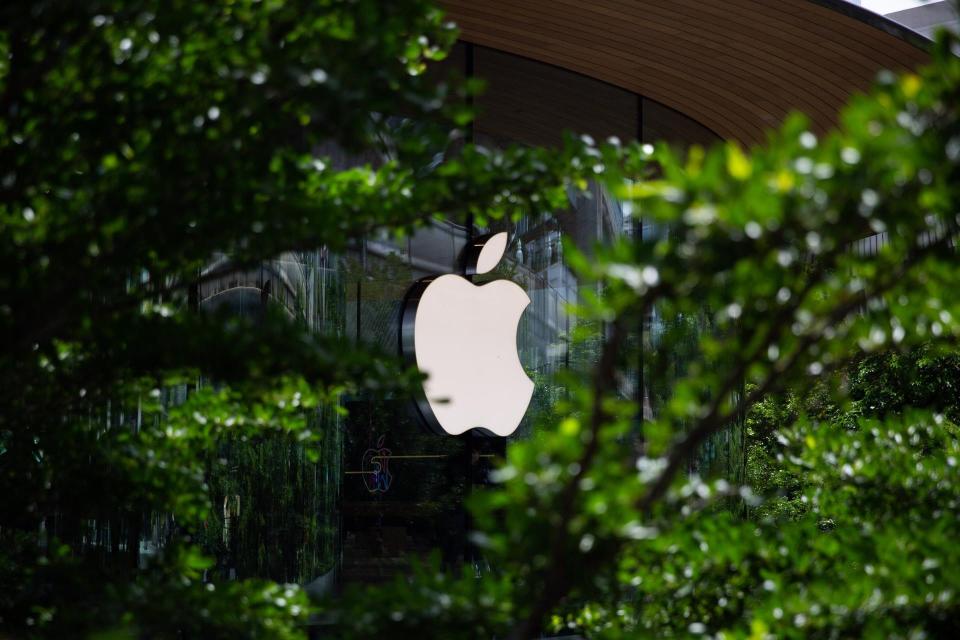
[{"x1": 400, "y1": 232, "x2": 534, "y2": 437}]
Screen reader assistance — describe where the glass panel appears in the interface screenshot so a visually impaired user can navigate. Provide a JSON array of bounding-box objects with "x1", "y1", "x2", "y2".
[
  {"x1": 642, "y1": 97, "x2": 721, "y2": 149},
  {"x1": 189, "y1": 251, "x2": 346, "y2": 586},
  {"x1": 340, "y1": 221, "x2": 473, "y2": 582},
  {"x1": 474, "y1": 45, "x2": 638, "y2": 147}
]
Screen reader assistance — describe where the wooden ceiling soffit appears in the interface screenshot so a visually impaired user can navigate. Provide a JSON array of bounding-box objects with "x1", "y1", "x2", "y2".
[{"x1": 442, "y1": 0, "x2": 930, "y2": 146}]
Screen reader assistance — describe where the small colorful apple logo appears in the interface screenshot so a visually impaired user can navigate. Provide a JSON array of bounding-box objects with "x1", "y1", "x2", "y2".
[
  {"x1": 361, "y1": 435, "x2": 393, "y2": 493},
  {"x1": 400, "y1": 232, "x2": 534, "y2": 437}
]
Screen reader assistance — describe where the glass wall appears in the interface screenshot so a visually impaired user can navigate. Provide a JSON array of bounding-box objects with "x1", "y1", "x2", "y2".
[
  {"x1": 332, "y1": 44, "x2": 734, "y2": 588},
  {"x1": 195, "y1": 42, "x2": 736, "y2": 590},
  {"x1": 196, "y1": 252, "x2": 346, "y2": 585},
  {"x1": 119, "y1": 252, "x2": 346, "y2": 588}
]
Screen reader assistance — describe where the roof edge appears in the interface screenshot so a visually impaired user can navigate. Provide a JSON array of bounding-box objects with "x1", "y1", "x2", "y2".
[{"x1": 807, "y1": 0, "x2": 934, "y2": 49}]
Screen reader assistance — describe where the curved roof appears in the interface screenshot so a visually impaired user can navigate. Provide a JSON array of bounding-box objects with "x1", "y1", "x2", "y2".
[{"x1": 443, "y1": 0, "x2": 930, "y2": 145}]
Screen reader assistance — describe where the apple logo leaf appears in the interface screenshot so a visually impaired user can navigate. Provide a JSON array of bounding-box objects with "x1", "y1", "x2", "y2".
[{"x1": 465, "y1": 232, "x2": 508, "y2": 276}]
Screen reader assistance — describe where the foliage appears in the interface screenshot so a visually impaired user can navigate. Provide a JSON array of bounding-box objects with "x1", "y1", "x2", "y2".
[
  {"x1": 322, "y1": 25, "x2": 960, "y2": 640},
  {"x1": 559, "y1": 408, "x2": 960, "y2": 638},
  {"x1": 850, "y1": 344, "x2": 960, "y2": 424},
  {"x1": 0, "y1": 0, "x2": 598, "y2": 636},
  {"x1": 746, "y1": 348, "x2": 960, "y2": 523},
  {"x1": 3, "y1": 0, "x2": 960, "y2": 638}
]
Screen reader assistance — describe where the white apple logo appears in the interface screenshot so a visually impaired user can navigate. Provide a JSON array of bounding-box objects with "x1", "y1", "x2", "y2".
[{"x1": 400, "y1": 232, "x2": 534, "y2": 437}]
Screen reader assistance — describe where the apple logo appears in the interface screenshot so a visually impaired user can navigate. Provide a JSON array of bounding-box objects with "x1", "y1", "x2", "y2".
[
  {"x1": 361, "y1": 435, "x2": 393, "y2": 493},
  {"x1": 400, "y1": 232, "x2": 534, "y2": 437}
]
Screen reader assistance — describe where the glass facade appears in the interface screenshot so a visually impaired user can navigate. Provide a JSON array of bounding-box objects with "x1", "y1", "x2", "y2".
[
  {"x1": 177, "y1": 42, "x2": 739, "y2": 591},
  {"x1": 197, "y1": 252, "x2": 346, "y2": 585}
]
